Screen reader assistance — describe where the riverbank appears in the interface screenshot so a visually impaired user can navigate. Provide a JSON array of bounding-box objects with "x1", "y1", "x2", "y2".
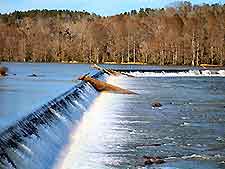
[{"x1": 1, "y1": 61, "x2": 225, "y2": 67}]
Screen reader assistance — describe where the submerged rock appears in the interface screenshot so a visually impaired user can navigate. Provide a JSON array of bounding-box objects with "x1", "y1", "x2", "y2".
[
  {"x1": 152, "y1": 102, "x2": 162, "y2": 108},
  {"x1": 143, "y1": 156, "x2": 165, "y2": 165}
]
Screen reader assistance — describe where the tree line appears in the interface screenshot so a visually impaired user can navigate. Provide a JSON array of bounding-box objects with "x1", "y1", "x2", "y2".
[{"x1": 0, "y1": 2, "x2": 224, "y2": 65}]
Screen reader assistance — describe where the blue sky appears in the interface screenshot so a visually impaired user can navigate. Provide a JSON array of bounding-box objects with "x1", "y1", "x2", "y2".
[{"x1": 0, "y1": 0, "x2": 224, "y2": 16}]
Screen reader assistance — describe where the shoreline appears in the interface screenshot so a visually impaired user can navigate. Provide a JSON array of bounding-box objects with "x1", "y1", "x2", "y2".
[{"x1": 1, "y1": 61, "x2": 225, "y2": 68}]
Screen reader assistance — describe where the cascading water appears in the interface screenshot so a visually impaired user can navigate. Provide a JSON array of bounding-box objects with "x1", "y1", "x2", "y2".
[
  {"x1": 0, "y1": 71, "x2": 106, "y2": 169},
  {"x1": 52, "y1": 69, "x2": 225, "y2": 169},
  {"x1": 126, "y1": 70, "x2": 225, "y2": 77}
]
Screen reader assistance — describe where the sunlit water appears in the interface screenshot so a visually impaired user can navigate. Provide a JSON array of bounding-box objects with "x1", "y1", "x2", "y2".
[
  {"x1": 0, "y1": 63, "x2": 225, "y2": 169},
  {"x1": 57, "y1": 74, "x2": 225, "y2": 169}
]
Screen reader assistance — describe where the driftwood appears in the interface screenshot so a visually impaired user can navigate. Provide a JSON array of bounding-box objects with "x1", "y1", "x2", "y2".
[
  {"x1": 91, "y1": 64, "x2": 134, "y2": 77},
  {"x1": 91, "y1": 64, "x2": 110, "y2": 74},
  {"x1": 79, "y1": 75, "x2": 137, "y2": 94}
]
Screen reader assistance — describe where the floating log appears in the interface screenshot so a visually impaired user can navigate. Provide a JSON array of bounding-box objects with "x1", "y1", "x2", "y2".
[
  {"x1": 91, "y1": 64, "x2": 134, "y2": 77},
  {"x1": 91, "y1": 64, "x2": 114, "y2": 75},
  {"x1": 79, "y1": 75, "x2": 137, "y2": 94},
  {"x1": 0, "y1": 66, "x2": 8, "y2": 76}
]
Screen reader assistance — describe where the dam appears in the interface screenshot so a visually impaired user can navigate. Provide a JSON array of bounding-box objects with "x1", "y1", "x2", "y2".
[{"x1": 0, "y1": 63, "x2": 225, "y2": 169}]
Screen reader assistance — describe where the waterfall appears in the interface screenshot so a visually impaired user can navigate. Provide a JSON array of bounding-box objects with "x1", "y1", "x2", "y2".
[{"x1": 0, "y1": 71, "x2": 106, "y2": 169}]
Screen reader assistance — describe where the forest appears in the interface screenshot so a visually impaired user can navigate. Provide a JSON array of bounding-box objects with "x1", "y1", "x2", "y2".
[{"x1": 0, "y1": 2, "x2": 224, "y2": 65}]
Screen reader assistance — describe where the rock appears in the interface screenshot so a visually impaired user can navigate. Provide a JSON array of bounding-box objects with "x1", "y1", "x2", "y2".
[
  {"x1": 0, "y1": 66, "x2": 8, "y2": 76},
  {"x1": 149, "y1": 143, "x2": 161, "y2": 147},
  {"x1": 152, "y1": 102, "x2": 162, "y2": 108},
  {"x1": 28, "y1": 74, "x2": 38, "y2": 77},
  {"x1": 143, "y1": 156, "x2": 165, "y2": 165}
]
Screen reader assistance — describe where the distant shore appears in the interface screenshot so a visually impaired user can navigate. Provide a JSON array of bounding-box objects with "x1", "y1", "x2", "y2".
[
  {"x1": 1, "y1": 4, "x2": 224, "y2": 67},
  {"x1": 1, "y1": 61, "x2": 225, "y2": 69}
]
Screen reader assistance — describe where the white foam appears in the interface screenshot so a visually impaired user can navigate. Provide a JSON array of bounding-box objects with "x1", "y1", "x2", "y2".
[
  {"x1": 181, "y1": 154, "x2": 210, "y2": 160},
  {"x1": 127, "y1": 70, "x2": 225, "y2": 77},
  {"x1": 54, "y1": 75, "x2": 122, "y2": 169}
]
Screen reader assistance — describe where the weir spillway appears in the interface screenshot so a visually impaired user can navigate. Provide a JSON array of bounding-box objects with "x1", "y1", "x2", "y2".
[
  {"x1": 0, "y1": 71, "x2": 105, "y2": 169},
  {"x1": 1, "y1": 67, "x2": 225, "y2": 169}
]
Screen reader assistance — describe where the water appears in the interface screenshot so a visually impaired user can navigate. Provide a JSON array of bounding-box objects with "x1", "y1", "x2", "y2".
[
  {"x1": 58, "y1": 74, "x2": 225, "y2": 169},
  {"x1": 0, "y1": 63, "x2": 94, "y2": 130},
  {"x1": 1, "y1": 63, "x2": 225, "y2": 169},
  {"x1": 127, "y1": 69, "x2": 225, "y2": 77},
  {"x1": 0, "y1": 63, "x2": 104, "y2": 169},
  {"x1": 0, "y1": 81, "x2": 101, "y2": 169}
]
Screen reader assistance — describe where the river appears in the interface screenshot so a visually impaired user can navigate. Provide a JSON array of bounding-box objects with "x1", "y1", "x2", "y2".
[{"x1": 0, "y1": 63, "x2": 225, "y2": 169}]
